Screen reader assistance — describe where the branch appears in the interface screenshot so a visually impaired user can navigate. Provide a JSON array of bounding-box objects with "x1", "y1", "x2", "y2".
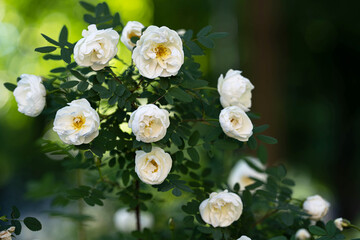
[{"x1": 135, "y1": 180, "x2": 141, "y2": 236}]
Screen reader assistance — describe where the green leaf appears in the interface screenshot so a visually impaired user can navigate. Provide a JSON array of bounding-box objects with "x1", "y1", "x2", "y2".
[
  {"x1": 50, "y1": 67, "x2": 67, "y2": 73},
  {"x1": 197, "y1": 36, "x2": 215, "y2": 48},
  {"x1": 122, "y1": 170, "x2": 130, "y2": 185},
  {"x1": 77, "y1": 81, "x2": 89, "y2": 92},
  {"x1": 70, "y1": 70, "x2": 87, "y2": 81},
  {"x1": 4, "y1": 82, "x2": 16, "y2": 92},
  {"x1": 43, "y1": 54, "x2": 62, "y2": 60},
  {"x1": 269, "y1": 237, "x2": 287, "y2": 240},
  {"x1": 188, "y1": 131, "x2": 200, "y2": 146},
  {"x1": 167, "y1": 87, "x2": 192, "y2": 102},
  {"x1": 80, "y1": 1, "x2": 96, "y2": 12},
  {"x1": 282, "y1": 178, "x2": 295, "y2": 186},
  {"x1": 309, "y1": 225, "x2": 327, "y2": 236},
  {"x1": 280, "y1": 212, "x2": 294, "y2": 226},
  {"x1": 325, "y1": 221, "x2": 337, "y2": 235},
  {"x1": 61, "y1": 48, "x2": 72, "y2": 64},
  {"x1": 11, "y1": 206, "x2": 20, "y2": 219},
  {"x1": 257, "y1": 144, "x2": 268, "y2": 163},
  {"x1": 247, "y1": 135, "x2": 258, "y2": 150},
  {"x1": 180, "y1": 79, "x2": 208, "y2": 89},
  {"x1": 35, "y1": 46, "x2": 57, "y2": 53},
  {"x1": 41, "y1": 33, "x2": 60, "y2": 46},
  {"x1": 186, "y1": 41, "x2": 204, "y2": 55},
  {"x1": 59, "y1": 25, "x2": 68, "y2": 44},
  {"x1": 84, "y1": 14, "x2": 96, "y2": 24},
  {"x1": 253, "y1": 124, "x2": 269, "y2": 133},
  {"x1": 208, "y1": 32, "x2": 229, "y2": 39},
  {"x1": 171, "y1": 133, "x2": 183, "y2": 146},
  {"x1": 24, "y1": 217, "x2": 42, "y2": 231},
  {"x1": 187, "y1": 148, "x2": 200, "y2": 162},
  {"x1": 197, "y1": 25, "x2": 212, "y2": 37},
  {"x1": 113, "y1": 13, "x2": 121, "y2": 27},
  {"x1": 60, "y1": 81, "x2": 79, "y2": 88},
  {"x1": 212, "y1": 228, "x2": 222, "y2": 240},
  {"x1": 257, "y1": 135, "x2": 278, "y2": 144},
  {"x1": 11, "y1": 220, "x2": 21, "y2": 235},
  {"x1": 172, "y1": 188, "x2": 182, "y2": 197},
  {"x1": 142, "y1": 143, "x2": 152, "y2": 153}
]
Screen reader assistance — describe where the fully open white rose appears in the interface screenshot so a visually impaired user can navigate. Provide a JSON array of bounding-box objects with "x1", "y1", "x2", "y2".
[
  {"x1": 132, "y1": 25, "x2": 184, "y2": 79},
  {"x1": 128, "y1": 104, "x2": 170, "y2": 143},
  {"x1": 0, "y1": 227, "x2": 15, "y2": 240},
  {"x1": 219, "y1": 106, "x2": 253, "y2": 142},
  {"x1": 121, "y1": 21, "x2": 144, "y2": 50},
  {"x1": 303, "y1": 195, "x2": 330, "y2": 221},
  {"x1": 199, "y1": 190, "x2": 243, "y2": 228},
  {"x1": 135, "y1": 147, "x2": 172, "y2": 185},
  {"x1": 295, "y1": 228, "x2": 311, "y2": 240},
  {"x1": 217, "y1": 69, "x2": 254, "y2": 111},
  {"x1": 74, "y1": 24, "x2": 119, "y2": 71},
  {"x1": 237, "y1": 236, "x2": 251, "y2": 240},
  {"x1": 228, "y1": 157, "x2": 266, "y2": 191},
  {"x1": 13, "y1": 74, "x2": 46, "y2": 117},
  {"x1": 114, "y1": 208, "x2": 154, "y2": 232},
  {"x1": 53, "y1": 98, "x2": 100, "y2": 145}
]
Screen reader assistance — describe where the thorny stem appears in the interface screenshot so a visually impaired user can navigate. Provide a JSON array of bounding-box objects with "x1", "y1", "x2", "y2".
[
  {"x1": 182, "y1": 118, "x2": 219, "y2": 125},
  {"x1": 130, "y1": 77, "x2": 144, "y2": 93},
  {"x1": 151, "y1": 92, "x2": 167, "y2": 104},
  {"x1": 77, "y1": 170, "x2": 86, "y2": 240},
  {"x1": 107, "y1": 68, "x2": 123, "y2": 84},
  {"x1": 193, "y1": 86, "x2": 217, "y2": 91},
  {"x1": 135, "y1": 180, "x2": 141, "y2": 239},
  {"x1": 252, "y1": 209, "x2": 279, "y2": 227}
]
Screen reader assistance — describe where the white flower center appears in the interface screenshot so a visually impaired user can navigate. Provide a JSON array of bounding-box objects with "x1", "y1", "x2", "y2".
[{"x1": 73, "y1": 116, "x2": 85, "y2": 130}]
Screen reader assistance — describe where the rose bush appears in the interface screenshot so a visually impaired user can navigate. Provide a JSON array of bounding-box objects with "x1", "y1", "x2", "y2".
[{"x1": 2, "y1": 1, "x2": 359, "y2": 240}]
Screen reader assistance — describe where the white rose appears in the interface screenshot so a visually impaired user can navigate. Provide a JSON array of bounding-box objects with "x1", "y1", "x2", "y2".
[
  {"x1": 0, "y1": 227, "x2": 15, "y2": 240},
  {"x1": 334, "y1": 217, "x2": 349, "y2": 231},
  {"x1": 219, "y1": 106, "x2": 253, "y2": 142},
  {"x1": 135, "y1": 147, "x2": 172, "y2": 185},
  {"x1": 217, "y1": 69, "x2": 254, "y2": 111},
  {"x1": 199, "y1": 190, "x2": 243, "y2": 228},
  {"x1": 114, "y1": 208, "x2": 154, "y2": 233},
  {"x1": 295, "y1": 228, "x2": 311, "y2": 240},
  {"x1": 228, "y1": 157, "x2": 266, "y2": 191},
  {"x1": 334, "y1": 218, "x2": 344, "y2": 231},
  {"x1": 237, "y1": 236, "x2": 251, "y2": 240},
  {"x1": 128, "y1": 104, "x2": 170, "y2": 143},
  {"x1": 303, "y1": 195, "x2": 330, "y2": 221},
  {"x1": 13, "y1": 74, "x2": 46, "y2": 117},
  {"x1": 132, "y1": 25, "x2": 184, "y2": 79},
  {"x1": 53, "y1": 98, "x2": 100, "y2": 145},
  {"x1": 121, "y1": 21, "x2": 144, "y2": 50},
  {"x1": 74, "y1": 24, "x2": 119, "y2": 71}
]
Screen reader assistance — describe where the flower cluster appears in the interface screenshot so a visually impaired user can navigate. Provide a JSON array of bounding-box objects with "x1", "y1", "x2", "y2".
[
  {"x1": 218, "y1": 70, "x2": 254, "y2": 142},
  {"x1": 5, "y1": 3, "x2": 357, "y2": 239}
]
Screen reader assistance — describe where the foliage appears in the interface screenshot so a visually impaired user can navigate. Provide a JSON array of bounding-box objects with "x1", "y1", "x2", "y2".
[{"x1": 1, "y1": 1, "x2": 359, "y2": 240}]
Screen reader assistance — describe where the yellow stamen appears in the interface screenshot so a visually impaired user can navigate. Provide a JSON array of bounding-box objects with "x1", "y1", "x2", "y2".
[
  {"x1": 154, "y1": 44, "x2": 171, "y2": 58},
  {"x1": 73, "y1": 116, "x2": 85, "y2": 130},
  {"x1": 150, "y1": 159, "x2": 159, "y2": 173}
]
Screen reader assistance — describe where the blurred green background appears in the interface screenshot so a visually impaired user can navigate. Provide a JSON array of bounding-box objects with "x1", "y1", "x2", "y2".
[{"x1": 0, "y1": 0, "x2": 359, "y2": 239}]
